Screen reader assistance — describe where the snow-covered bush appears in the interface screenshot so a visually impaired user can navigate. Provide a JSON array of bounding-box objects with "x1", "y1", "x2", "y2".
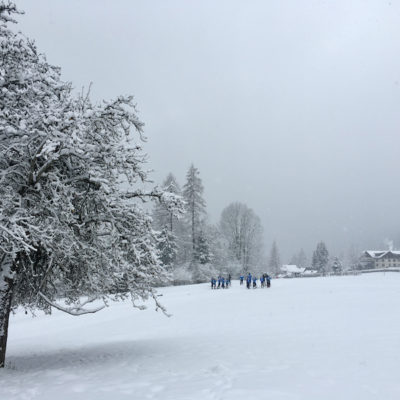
[
  {"x1": 191, "y1": 262, "x2": 219, "y2": 284},
  {"x1": 171, "y1": 263, "x2": 194, "y2": 286}
]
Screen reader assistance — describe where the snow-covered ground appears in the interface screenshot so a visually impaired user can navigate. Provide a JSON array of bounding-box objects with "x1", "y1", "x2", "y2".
[{"x1": 1, "y1": 273, "x2": 400, "y2": 400}]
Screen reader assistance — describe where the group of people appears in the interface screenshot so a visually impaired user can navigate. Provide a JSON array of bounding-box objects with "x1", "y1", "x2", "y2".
[
  {"x1": 211, "y1": 275, "x2": 232, "y2": 289},
  {"x1": 240, "y1": 273, "x2": 271, "y2": 289},
  {"x1": 210, "y1": 273, "x2": 271, "y2": 289}
]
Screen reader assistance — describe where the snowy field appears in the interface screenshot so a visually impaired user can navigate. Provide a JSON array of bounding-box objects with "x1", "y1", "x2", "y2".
[{"x1": 1, "y1": 273, "x2": 400, "y2": 400}]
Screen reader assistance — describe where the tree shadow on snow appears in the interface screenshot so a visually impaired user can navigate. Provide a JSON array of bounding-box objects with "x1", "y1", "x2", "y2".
[{"x1": 6, "y1": 338, "x2": 182, "y2": 372}]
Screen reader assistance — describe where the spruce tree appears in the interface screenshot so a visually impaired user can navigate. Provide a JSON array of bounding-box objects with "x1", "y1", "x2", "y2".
[
  {"x1": 331, "y1": 256, "x2": 343, "y2": 275},
  {"x1": 312, "y1": 241, "x2": 329, "y2": 274},
  {"x1": 194, "y1": 229, "x2": 211, "y2": 264},
  {"x1": 156, "y1": 227, "x2": 178, "y2": 269}
]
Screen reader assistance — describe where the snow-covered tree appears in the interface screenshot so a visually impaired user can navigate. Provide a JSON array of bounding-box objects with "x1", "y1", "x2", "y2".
[
  {"x1": 182, "y1": 164, "x2": 206, "y2": 259},
  {"x1": 156, "y1": 227, "x2": 178, "y2": 269},
  {"x1": 191, "y1": 261, "x2": 217, "y2": 284},
  {"x1": 219, "y1": 202, "x2": 264, "y2": 272},
  {"x1": 152, "y1": 173, "x2": 188, "y2": 268},
  {"x1": 268, "y1": 241, "x2": 281, "y2": 276},
  {"x1": 205, "y1": 224, "x2": 229, "y2": 269},
  {"x1": 331, "y1": 256, "x2": 343, "y2": 275},
  {"x1": 312, "y1": 241, "x2": 329, "y2": 274},
  {"x1": 0, "y1": 3, "x2": 182, "y2": 367},
  {"x1": 152, "y1": 173, "x2": 182, "y2": 233},
  {"x1": 193, "y1": 229, "x2": 211, "y2": 265}
]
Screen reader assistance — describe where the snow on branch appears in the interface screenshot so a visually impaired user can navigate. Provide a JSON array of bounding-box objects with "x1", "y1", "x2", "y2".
[
  {"x1": 0, "y1": 2, "x2": 23, "y2": 25},
  {"x1": 124, "y1": 189, "x2": 164, "y2": 201},
  {"x1": 151, "y1": 291, "x2": 172, "y2": 317},
  {"x1": 0, "y1": 5, "x2": 179, "y2": 329},
  {"x1": 38, "y1": 292, "x2": 105, "y2": 316},
  {"x1": 0, "y1": 224, "x2": 36, "y2": 252},
  {"x1": 125, "y1": 189, "x2": 185, "y2": 216}
]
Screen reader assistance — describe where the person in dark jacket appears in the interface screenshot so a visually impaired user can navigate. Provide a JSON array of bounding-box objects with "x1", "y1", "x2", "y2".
[
  {"x1": 246, "y1": 273, "x2": 252, "y2": 289},
  {"x1": 252, "y1": 276, "x2": 257, "y2": 288},
  {"x1": 266, "y1": 275, "x2": 271, "y2": 288},
  {"x1": 211, "y1": 277, "x2": 216, "y2": 289}
]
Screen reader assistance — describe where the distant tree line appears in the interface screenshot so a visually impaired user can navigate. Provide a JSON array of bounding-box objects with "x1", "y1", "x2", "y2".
[{"x1": 152, "y1": 167, "x2": 367, "y2": 281}]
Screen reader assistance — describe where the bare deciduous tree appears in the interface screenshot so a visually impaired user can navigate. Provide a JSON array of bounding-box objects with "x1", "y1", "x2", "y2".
[{"x1": 220, "y1": 202, "x2": 263, "y2": 272}]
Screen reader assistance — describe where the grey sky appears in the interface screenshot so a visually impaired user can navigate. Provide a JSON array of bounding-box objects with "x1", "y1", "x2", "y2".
[{"x1": 15, "y1": 0, "x2": 400, "y2": 261}]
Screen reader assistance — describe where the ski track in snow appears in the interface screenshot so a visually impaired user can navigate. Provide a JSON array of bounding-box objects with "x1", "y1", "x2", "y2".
[{"x1": 1, "y1": 273, "x2": 400, "y2": 399}]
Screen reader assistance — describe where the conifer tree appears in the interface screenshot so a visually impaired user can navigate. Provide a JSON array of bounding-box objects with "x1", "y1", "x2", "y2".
[
  {"x1": 331, "y1": 256, "x2": 343, "y2": 275},
  {"x1": 194, "y1": 229, "x2": 211, "y2": 264},
  {"x1": 153, "y1": 173, "x2": 181, "y2": 233},
  {"x1": 268, "y1": 241, "x2": 281, "y2": 275},
  {"x1": 312, "y1": 241, "x2": 329, "y2": 274},
  {"x1": 182, "y1": 164, "x2": 206, "y2": 260},
  {"x1": 156, "y1": 227, "x2": 178, "y2": 269},
  {"x1": 290, "y1": 248, "x2": 308, "y2": 268}
]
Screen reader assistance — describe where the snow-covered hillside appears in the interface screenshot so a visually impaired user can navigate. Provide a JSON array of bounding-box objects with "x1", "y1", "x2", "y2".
[{"x1": 1, "y1": 273, "x2": 400, "y2": 400}]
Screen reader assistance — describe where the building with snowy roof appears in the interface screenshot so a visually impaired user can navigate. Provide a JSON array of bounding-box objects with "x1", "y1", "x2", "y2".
[
  {"x1": 281, "y1": 264, "x2": 306, "y2": 277},
  {"x1": 363, "y1": 250, "x2": 400, "y2": 269}
]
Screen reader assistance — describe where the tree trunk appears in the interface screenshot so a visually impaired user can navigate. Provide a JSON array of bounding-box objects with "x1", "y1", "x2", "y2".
[
  {"x1": 0, "y1": 255, "x2": 16, "y2": 368},
  {"x1": 191, "y1": 201, "x2": 195, "y2": 251}
]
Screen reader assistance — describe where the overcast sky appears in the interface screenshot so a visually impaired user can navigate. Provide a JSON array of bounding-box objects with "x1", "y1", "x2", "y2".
[{"x1": 15, "y1": 0, "x2": 400, "y2": 261}]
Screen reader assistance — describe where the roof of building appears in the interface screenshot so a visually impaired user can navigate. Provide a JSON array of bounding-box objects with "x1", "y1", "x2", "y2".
[
  {"x1": 365, "y1": 250, "x2": 400, "y2": 259},
  {"x1": 281, "y1": 264, "x2": 306, "y2": 273}
]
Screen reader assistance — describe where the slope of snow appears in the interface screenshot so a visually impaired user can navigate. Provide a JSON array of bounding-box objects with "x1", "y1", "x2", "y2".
[{"x1": 1, "y1": 273, "x2": 400, "y2": 399}]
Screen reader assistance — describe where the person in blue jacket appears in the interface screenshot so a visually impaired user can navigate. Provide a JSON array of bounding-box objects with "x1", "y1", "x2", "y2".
[
  {"x1": 211, "y1": 277, "x2": 216, "y2": 289},
  {"x1": 266, "y1": 274, "x2": 271, "y2": 288},
  {"x1": 217, "y1": 276, "x2": 221, "y2": 289},
  {"x1": 252, "y1": 276, "x2": 257, "y2": 288},
  {"x1": 246, "y1": 273, "x2": 252, "y2": 289},
  {"x1": 239, "y1": 275, "x2": 244, "y2": 285},
  {"x1": 260, "y1": 275, "x2": 265, "y2": 288},
  {"x1": 221, "y1": 276, "x2": 225, "y2": 289}
]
